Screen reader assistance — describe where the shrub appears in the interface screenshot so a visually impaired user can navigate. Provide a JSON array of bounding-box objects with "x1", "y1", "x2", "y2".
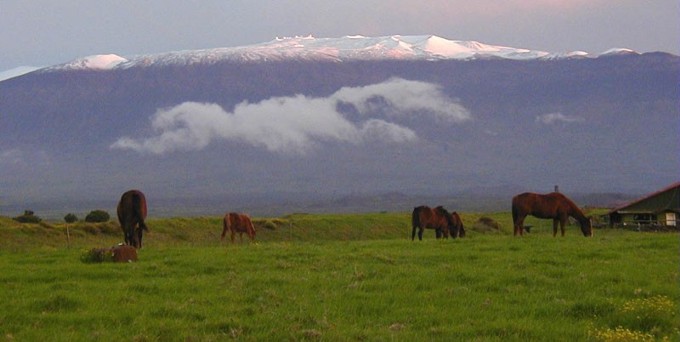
[
  {"x1": 64, "y1": 213, "x2": 78, "y2": 223},
  {"x1": 13, "y1": 210, "x2": 42, "y2": 223},
  {"x1": 81, "y1": 248, "x2": 113, "y2": 263},
  {"x1": 472, "y1": 217, "x2": 502, "y2": 233},
  {"x1": 85, "y1": 210, "x2": 110, "y2": 223}
]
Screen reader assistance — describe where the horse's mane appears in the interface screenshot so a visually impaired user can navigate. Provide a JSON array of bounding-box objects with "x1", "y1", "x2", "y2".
[
  {"x1": 434, "y1": 206, "x2": 449, "y2": 215},
  {"x1": 553, "y1": 193, "x2": 588, "y2": 222}
]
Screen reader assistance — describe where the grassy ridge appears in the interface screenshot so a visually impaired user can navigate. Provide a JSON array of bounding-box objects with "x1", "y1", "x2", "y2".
[{"x1": 0, "y1": 213, "x2": 678, "y2": 341}]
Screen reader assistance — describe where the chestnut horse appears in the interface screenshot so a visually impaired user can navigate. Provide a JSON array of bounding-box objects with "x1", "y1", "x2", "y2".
[
  {"x1": 117, "y1": 190, "x2": 148, "y2": 248},
  {"x1": 412, "y1": 206, "x2": 461, "y2": 240},
  {"x1": 512, "y1": 192, "x2": 592, "y2": 237},
  {"x1": 221, "y1": 213, "x2": 256, "y2": 243}
]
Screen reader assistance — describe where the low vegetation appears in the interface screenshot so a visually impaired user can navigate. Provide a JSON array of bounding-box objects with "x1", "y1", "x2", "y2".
[{"x1": 0, "y1": 211, "x2": 677, "y2": 340}]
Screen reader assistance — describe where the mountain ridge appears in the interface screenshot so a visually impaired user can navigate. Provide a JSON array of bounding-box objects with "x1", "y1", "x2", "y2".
[{"x1": 23, "y1": 35, "x2": 657, "y2": 74}]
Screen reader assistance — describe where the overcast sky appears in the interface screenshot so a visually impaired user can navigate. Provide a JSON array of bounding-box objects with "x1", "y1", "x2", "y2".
[{"x1": 1, "y1": 0, "x2": 678, "y2": 71}]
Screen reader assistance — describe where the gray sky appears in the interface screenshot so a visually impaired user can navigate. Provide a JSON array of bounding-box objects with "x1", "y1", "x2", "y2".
[{"x1": 1, "y1": 0, "x2": 678, "y2": 71}]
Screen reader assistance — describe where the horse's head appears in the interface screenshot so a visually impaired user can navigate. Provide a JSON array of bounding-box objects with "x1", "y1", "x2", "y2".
[{"x1": 580, "y1": 217, "x2": 593, "y2": 237}]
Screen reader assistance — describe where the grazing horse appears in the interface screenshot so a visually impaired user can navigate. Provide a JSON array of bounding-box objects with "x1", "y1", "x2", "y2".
[
  {"x1": 511, "y1": 192, "x2": 592, "y2": 237},
  {"x1": 221, "y1": 213, "x2": 256, "y2": 243},
  {"x1": 449, "y1": 211, "x2": 466, "y2": 238},
  {"x1": 117, "y1": 190, "x2": 148, "y2": 248},
  {"x1": 412, "y1": 206, "x2": 457, "y2": 241}
]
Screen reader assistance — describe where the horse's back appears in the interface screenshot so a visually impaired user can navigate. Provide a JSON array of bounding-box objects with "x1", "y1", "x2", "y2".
[
  {"x1": 512, "y1": 192, "x2": 572, "y2": 218},
  {"x1": 117, "y1": 190, "x2": 147, "y2": 224},
  {"x1": 225, "y1": 213, "x2": 254, "y2": 233}
]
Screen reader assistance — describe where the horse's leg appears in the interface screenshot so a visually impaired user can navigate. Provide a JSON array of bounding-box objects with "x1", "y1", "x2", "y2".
[
  {"x1": 553, "y1": 219, "x2": 559, "y2": 237},
  {"x1": 411, "y1": 225, "x2": 417, "y2": 241},
  {"x1": 418, "y1": 228, "x2": 424, "y2": 241},
  {"x1": 221, "y1": 220, "x2": 228, "y2": 241},
  {"x1": 231, "y1": 230, "x2": 236, "y2": 243},
  {"x1": 514, "y1": 215, "x2": 525, "y2": 236},
  {"x1": 435, "y1": 228, "x2": 441, "y2": 239},
  {"x1": 560, "y1": 217, "x2": 566, "y2": 237},
  {"x1": 137, "y1": 227, "x2": 143, "y2": 248}
]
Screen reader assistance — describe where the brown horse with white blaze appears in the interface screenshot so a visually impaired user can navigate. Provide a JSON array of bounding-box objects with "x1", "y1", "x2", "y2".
[
  {"x1": 117, "y1": 190, "x2": 148, "y2": 248},
  {"x1": 412, "y1": 206, "x2": 459, "y2": 240},
  {"x1": 512, "y1": 192, "x2": 592, "y2": 237},
  {"x1": 221, "y1": 213, "x2": 256, "y2": 243}
]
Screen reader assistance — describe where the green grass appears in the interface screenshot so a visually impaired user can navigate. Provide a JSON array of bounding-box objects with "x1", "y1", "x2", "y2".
[{"x1": 0, "y1": 212, "x2": 677, "y2": 341}]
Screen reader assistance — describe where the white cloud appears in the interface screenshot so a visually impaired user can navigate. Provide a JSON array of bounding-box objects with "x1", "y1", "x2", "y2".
[
  {"x1": 535, "y1": 112, "x2": 585, "y2": 124},
  {"x1": 333, "y1": 78, "x2": 472, "y2": 123},
  {"x1": 111, "y1": 78, "x2": 470, "y2": 155}
]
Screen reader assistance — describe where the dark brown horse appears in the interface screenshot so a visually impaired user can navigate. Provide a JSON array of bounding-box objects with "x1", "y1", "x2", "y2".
[
  {"x1": 449, "y1": 211, "x2": 466, "y2": 238},
  {"x1": 221, "y1": 213, "x2": 256, "y2": 243},
  {"x1": 412, "y1": 206, "x2": 460, "y2": 240},
  {"x1": 512, "y1": 192, "x2": 592, "y2": 237},
  {"x1": 117, "y1": 190, "x2": 148, "y2": 248}
]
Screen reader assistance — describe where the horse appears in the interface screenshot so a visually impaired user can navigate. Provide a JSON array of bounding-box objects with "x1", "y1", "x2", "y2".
[
  {"x1": 117, "y1": 190, "x2": 148, "y2": 248},
  {"x1": 412, "y1": 206, "x2": 457, "y2": 240},
  {"x1": 449, "y1": 211, "x2": 466, "y2": 238},
  {"x1": 511, "y1": 192, "x2": 592, "y2": 237},
  {"x1": 221, "y1": 212, "x2": 256, "y2": 243}
]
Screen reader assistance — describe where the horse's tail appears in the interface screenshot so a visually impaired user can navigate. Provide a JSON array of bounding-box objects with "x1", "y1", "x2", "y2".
[
  {"x1": 132, "y1": 193, "x2": 148, "y2": 231},
  {"x1": 411, "y1": 207, "x2": 421, "y2": 240},
  {"x1": 221, "y1": 215, "x2": 229, "y2": 240}
]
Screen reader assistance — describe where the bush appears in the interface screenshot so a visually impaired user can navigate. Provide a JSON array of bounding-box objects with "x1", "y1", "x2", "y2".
[
  {"x1": 64, "y1": 213, "x2": 78, "y2": 223},
  {"x1": 85, "y1": 210, "x2": 110, "y2": 223},
  {"x1": 472, "y1": 217, "x2": 502, "y2": 233},
  {"x1": 13, "y1": 210, "x2": 42, "y2": 223}
]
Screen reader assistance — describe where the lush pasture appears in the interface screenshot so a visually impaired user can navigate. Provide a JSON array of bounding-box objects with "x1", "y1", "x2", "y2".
[{"x1": 0, "y1": 213, "x2": 677, "y2": 341}]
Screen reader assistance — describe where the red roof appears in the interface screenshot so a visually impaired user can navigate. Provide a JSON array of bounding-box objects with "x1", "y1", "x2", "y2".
[{"x1": 608, "y1": 182, "x2": 680, "y2": 214}]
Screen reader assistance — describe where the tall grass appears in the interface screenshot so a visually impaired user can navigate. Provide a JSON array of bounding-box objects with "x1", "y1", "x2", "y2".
[{"x1": 0, "y1": 213, "x2": 677, "y2": 340}]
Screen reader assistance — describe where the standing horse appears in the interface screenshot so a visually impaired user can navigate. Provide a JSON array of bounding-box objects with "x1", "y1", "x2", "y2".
[
  {"x1": 511, "y1": 192, "x2": 592, "y2": 237},
  {"x1": 117, "y1": 190, "x2": 148, "y2": 248},
  {"x1": 412, "y1": 206, "x2": 455, "y2": 240},
  {"x1": 221, "y1": 213, "x2": 256, "y2": 243}
]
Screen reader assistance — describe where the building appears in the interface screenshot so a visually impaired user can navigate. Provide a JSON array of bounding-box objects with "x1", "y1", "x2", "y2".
[{"x1": 607, "y1": 182, "x2": 680, "y2": 228}]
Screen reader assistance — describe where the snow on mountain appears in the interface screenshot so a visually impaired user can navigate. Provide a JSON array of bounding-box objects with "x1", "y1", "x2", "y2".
[
  {"x1": 600, "y1": 48, "x2": 639, "y2": 56},
  {"x1": 0, "y1": 66, "x2": 41, "y2": 81},
  {"x1": 38, "y1": 35, "x2": 642, "y2": 72},
  {"x1": 121, "y1": 35, "x2": 556, "y2": 66},
  {"x1": 43, "y1": 54, "x2": 128, "y2": 71}
]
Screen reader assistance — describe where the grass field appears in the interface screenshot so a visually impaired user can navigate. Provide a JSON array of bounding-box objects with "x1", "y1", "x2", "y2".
[{"x1": 0, "y1": 212, "x2": 678, "y2": 341}]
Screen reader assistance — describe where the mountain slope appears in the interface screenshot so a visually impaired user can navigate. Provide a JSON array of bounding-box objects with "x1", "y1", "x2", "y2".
[{"x1": 0, "y1": 37, "x2": 677, "y2": 212}]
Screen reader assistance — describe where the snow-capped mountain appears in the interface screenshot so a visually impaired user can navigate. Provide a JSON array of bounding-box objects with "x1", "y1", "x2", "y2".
[
  {"x1": 0, "y1": 35, "x2": 677, "y2": 214},
  {"x1": 37, "y1": 35, "x2": 633, "y2": 72}
]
